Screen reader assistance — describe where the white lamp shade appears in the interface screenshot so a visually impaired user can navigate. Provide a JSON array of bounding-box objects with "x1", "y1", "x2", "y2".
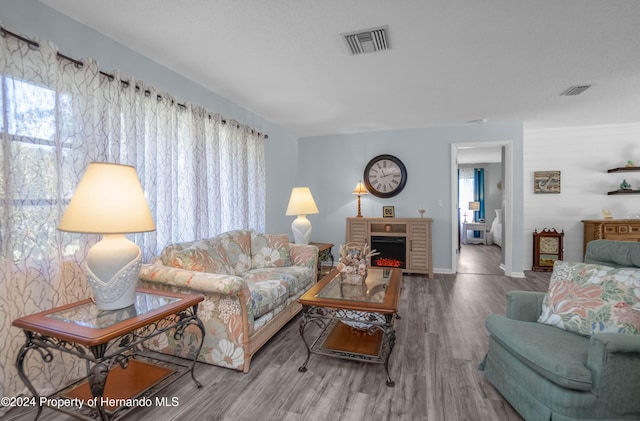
[
  {"x1": 469, "y1": 201, "x2": 480, "y2": 211},
  {"x1": 58, "y1": 162, "x2": 156, "y2": 234},
  {"x1": 353, "y1": 182, "x2": 369, "y2": 195},
  {"x1": 285, "y1": 187, "x2": 319, "y2": 216}
]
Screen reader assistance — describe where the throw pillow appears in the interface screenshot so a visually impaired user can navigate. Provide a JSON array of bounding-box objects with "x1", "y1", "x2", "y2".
[
  {"x1": 250, "y1": 232, "x2": 291, "y2": 268},
  {"x1": 218, "y1": 229, "x2": 253, "y2": 275},
  {"x1": 163, "y1": 238, "x2": 231, "y2": 274},
  {"x1": 538, "y1": 261, "x2": 640, "y2": 337}
]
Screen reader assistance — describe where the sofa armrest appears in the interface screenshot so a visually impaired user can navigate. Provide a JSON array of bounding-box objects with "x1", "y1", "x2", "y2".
[
  {"x1": 587, "y1": 333, "x2": 640, "y2": 406},
  {"x1": 139, "y1": 262, "x2": 255, "y2": 371},
  {"x1": 139, "y1": 263, "x2": 248, "y2": 297},
  {"x1": 505, "y1": 290, "x2": 546, "y2": 322},
  {"x1": 289, "y1": 243, "x2": 319, "y2": 272}
]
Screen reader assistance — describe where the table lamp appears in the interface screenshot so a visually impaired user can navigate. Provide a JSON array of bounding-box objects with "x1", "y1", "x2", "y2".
[
  {"x1": 285, "y1": 187, "x2": 319, "y2": 245},
  {"x1": 352, "y1": 181, "x2": 368, "y2": 218},
  {"x1": 58, "y1": 163, "x2": 156, "y2": 310},
  {"x1": 469, "y1": 201, "x2": 480, "y2": 222}
]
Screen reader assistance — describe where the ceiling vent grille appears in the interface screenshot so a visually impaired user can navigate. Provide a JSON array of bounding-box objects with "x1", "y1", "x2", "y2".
[
  {"x1": 342, "y1": 26, "x2": 389, "y2": 55},
  {"x1": 560, "y1": 84, "x2": 592, "y2": 96}
]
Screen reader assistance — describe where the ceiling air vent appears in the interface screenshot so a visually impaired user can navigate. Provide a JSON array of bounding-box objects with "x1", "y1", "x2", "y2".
[
  {"x1": 342, "y1": 26, "x2": 389, "y2": 55},
  {"x1": 560, "y1": 84, "x2": 592, "y2": 96}
]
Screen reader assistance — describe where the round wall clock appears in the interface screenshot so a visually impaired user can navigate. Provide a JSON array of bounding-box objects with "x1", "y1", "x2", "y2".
[{"x1": 363, "y1": 154, "x2": 407, "y2": 198}]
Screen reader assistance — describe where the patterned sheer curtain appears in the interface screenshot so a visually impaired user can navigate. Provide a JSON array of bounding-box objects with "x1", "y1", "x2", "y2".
[{"x1": 0, "y1": 33, "x2": 265, "y2": 401}]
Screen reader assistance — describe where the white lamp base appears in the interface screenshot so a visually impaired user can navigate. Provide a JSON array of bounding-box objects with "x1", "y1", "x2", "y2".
[
  {"x1": 291, "y1": 214, "x2": 312, "y2": 245},
  {"x1": 85, "y1": 234, "x2": 142, "y2": 310}
]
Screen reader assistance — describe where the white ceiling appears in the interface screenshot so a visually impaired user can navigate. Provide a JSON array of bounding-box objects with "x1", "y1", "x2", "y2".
[{"x1": 41, "y1": 0, "x2": 640, "y2": 138}]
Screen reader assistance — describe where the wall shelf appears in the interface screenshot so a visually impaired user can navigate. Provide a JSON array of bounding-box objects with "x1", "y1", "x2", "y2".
[
  {"x1": 606, "y1": 166, "x2": 639, "y2": 194},
  {"x1": 607, "y1": 189, "x2": 640, "y2": 195},
  {"x1": 607, "y1": 166, "x2": 640, "y2": 173}
]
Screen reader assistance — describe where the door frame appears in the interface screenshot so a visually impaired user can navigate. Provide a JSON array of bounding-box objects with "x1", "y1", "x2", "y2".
[{"x1": 450, "y1": 140, "x2": 513, "y2": 275}]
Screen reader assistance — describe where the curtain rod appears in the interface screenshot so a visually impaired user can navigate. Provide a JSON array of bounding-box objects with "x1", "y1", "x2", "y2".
[{"x1": 0, "y1": 26, "x2": 269, "y2": 139}]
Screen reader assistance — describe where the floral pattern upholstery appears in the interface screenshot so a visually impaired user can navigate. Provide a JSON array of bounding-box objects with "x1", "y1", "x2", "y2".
[
  {"x1": 245, "y1": 279, "x2": 289, "y2": 318},
  {"x1": 250, "y1": 232, "x2": 291, "y2": 268},
  {"x1": 538, "y1": 261, "x2": 640, "y2": 336},
  {"x1": 243, "y1": 266, "x2": 312, "y2": 297},
  {"x1": 218, "y1": 229, "x2": 253, "y2": 275},
  {"x1": 159, "y1": 237, "x2": 232, "y2": 274},
  {"x1": 139, "y1": 229, "x2": 318, "y2": 372}
]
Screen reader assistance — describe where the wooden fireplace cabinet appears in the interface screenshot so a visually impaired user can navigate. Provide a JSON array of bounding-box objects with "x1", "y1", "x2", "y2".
[{"x1": 346, "y1": 217, "x2": 432, "y2": 278}]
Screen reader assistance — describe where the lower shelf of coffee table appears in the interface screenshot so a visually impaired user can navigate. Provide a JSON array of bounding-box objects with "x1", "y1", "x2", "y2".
[{"x1": 311, "y1": 319, "x2": 385, "y2": 362}]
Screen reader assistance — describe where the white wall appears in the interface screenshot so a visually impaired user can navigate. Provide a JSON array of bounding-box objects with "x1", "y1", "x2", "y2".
[{"x1": 523, "y1": 123, "x2": 640, "y2": 268}]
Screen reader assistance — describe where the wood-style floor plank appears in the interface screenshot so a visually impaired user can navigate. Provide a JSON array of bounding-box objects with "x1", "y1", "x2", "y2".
[
  {"x1": 6, "y1": 246, "x2": 551, "y2": 421},
  {"x1": 457, "y1": 243, "x2": 504, "y2": 275}
]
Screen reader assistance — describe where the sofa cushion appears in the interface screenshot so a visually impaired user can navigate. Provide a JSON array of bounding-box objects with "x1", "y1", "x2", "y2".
[
  {"x1": 250, "y1": 232, "x2": 291, "y2": 268},
  {"x1": 159, "y1": 238, "x2": 231, "y2": 274},
  {"x1": 243, "y1": 266, "x2": 314, "y2": 297},
  {"x1": 218, "y1": 229, "x2": 253, "y2": 275},
  {"x1": 244, "y1": 279, "x2": 289, "y2": 318},
  {"x1": 538, "y1": 261, "x2": 640, "y2": 337},
  {"x1": 486, "y1": 314, "x2": 593, "y2": 391}
]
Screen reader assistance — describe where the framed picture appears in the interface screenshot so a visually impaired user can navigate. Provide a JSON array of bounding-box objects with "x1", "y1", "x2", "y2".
[
  {"x1": 382, "y1": 206, "x2": 395, "y2": 218},
  {"x1": 534, "y1": 171, "x2": 561, "y2": 194}
]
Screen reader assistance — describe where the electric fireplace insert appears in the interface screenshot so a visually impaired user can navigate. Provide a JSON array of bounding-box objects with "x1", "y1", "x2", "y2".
[{"x1": 370, "y1": 236, "x2": 406, "y2": 269}]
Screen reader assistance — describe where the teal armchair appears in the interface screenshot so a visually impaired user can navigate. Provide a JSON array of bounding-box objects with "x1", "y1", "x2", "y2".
[
  {"x1": 480, "y1": 290, "x2": 640, "y2": 420},
  {"x1": 480, "y1": 239, "x2": 640, "y2": 420}
]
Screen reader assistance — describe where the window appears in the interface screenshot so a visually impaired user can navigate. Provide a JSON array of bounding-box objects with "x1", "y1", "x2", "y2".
[
  {"x1": 459, "y1": 168, "x2": 475, "y2": 223},
  {"x1": 1, "y1": 76, "x2": 79, "y2": 260}
]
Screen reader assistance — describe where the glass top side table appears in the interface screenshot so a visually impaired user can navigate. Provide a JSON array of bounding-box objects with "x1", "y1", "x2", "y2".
[{"x1": 12, "y1": 288, "x2": 204, "y2": 420}]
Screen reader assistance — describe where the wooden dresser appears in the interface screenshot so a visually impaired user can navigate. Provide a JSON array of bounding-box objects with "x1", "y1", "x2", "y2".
[{"x1": 581, "y1": 219, "x2": 640, "y2": 254}]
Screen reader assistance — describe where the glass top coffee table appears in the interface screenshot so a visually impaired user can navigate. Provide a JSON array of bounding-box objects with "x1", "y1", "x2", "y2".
[{"x1": 297, "y1": 267, "x2": 402, "y2": 386}]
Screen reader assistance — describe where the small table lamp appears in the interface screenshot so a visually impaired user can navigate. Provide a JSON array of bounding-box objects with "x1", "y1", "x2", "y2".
[
  {"x1": 469, "y1": 201, "x2": 480, "y2": 222},
  {"x1": 58, "y1": 163, "x2": 156, "y2": 310},
  {"x1": 352, "y1": 181, "x2": 369, "y2": 218},
  {"x1": 285, "y1": 187, "x2": 319, "y2": 245}
]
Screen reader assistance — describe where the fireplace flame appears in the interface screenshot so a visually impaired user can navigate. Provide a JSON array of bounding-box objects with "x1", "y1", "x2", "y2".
[{"x1": 374, "y1": 257, "x2": 402, "y2": 268}]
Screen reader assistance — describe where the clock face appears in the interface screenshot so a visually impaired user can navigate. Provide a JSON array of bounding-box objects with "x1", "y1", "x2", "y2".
[
  {"x1": 364, "y1": 154, "x2": 407, "y2": 198},
  {"x1": 539, "y1": 237, "x2": 559, "y2": 254}
]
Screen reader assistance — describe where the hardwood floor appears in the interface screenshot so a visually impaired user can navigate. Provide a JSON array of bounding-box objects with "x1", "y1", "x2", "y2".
[
  {"x1": 457, "y1": 243, "x2": 504, "y2": 275},
  {"x1": 6, "y1": 270, "x2": 552, "y2": 421}
]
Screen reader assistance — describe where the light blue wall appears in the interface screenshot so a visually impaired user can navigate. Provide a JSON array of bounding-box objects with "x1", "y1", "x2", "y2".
[
  {"x1": 0, "y1": 1, "x2": 526, "y2": 272},
  {"x1": 0, "y1": 0, "x2": 298, "y2": 236},
  {"x1": 299, "y1": 122, "x2": 524, "y2": 272}
]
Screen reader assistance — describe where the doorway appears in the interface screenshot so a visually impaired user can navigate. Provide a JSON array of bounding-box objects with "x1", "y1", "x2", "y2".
[{"x1": 450, "y1": 141, "x2": 513, "y2": 275}]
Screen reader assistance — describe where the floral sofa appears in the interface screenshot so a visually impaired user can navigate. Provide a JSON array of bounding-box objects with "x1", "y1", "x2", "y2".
[
  {"x1": 138, "y1": 229, "x2": 318, "y2": 372},
  {"x1": 479, "y1": 240, "x2": 640, "y2": 420}
]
